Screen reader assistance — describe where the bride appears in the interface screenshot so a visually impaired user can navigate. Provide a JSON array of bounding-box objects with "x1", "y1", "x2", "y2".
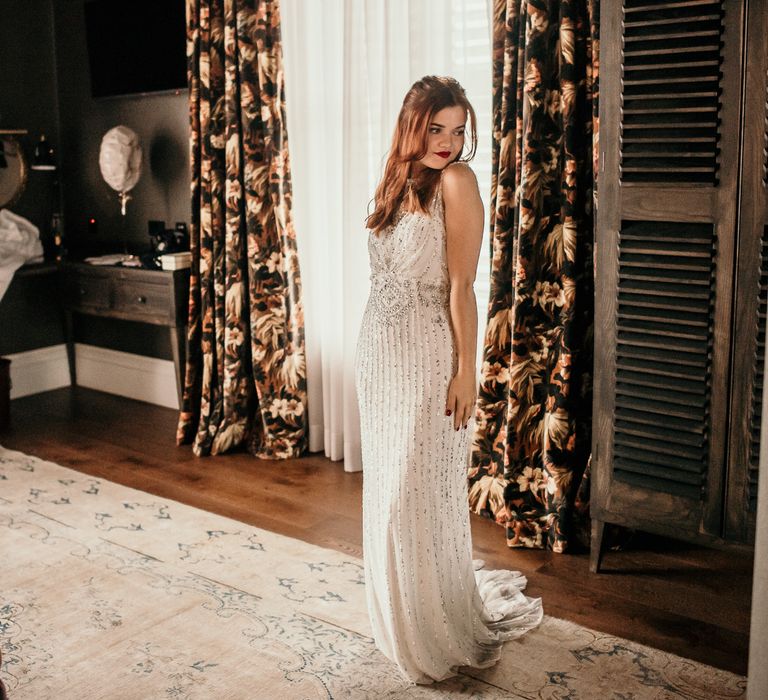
[{"x1": 354, "y1": 75, "x2": 543, "y2": 685}]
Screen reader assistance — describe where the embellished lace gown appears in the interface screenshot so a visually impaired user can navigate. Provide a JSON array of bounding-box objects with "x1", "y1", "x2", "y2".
[{"x1": 353, "y1": 176, "x2": 544, "y2": 685}]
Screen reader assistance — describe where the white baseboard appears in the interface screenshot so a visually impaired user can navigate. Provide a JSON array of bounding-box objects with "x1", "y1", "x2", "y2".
[
  {"x1": 5, "y1": 344, "x2": 70, "y2": 399},
  {"x1": 3, "y1": 343, "x2": 179, "y2": 410},
  {"x1": 75, "y1": 344, "x2": 179, "y2": 410}
]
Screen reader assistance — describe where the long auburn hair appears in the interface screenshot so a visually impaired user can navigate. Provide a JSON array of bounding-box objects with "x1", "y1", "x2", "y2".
[{"x1": 366, "y1": 76, "x2": 477, "y2": 236}]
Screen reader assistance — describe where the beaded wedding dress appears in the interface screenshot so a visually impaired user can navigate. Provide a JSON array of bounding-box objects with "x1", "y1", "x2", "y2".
[{"x1": 353, "y1": 170, "x2": 543, "y2": 685}]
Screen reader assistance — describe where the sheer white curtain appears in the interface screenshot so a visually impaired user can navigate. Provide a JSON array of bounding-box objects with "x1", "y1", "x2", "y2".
[{"x1": 282, "y1": 0, "x2": 492, "y2": 472}]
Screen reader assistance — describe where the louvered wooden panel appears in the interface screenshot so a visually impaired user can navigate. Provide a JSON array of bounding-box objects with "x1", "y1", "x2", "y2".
[
  {"x1": 747, "y1": 227, "x2": 768, "y2": 513},
  {"x1": 764, "y1": 66, "x2": 768, "y2": 186},
  {"x1": 620, "y1": 0, "x2": 723, "y2": 185},
  {"x1": 720, "y1": 0, "x2": 767, "y2": 545},
  {"x1": 592, "y1": 0, "x2": 740, "y2": 568},
  {"x1": 613, "y1": 221, "x2": 715, "y2": 499}
]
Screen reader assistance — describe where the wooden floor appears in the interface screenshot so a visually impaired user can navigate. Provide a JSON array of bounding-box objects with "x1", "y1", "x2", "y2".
[{"x1": 1, "y1": 387, "x2": 754, "y2": 676}]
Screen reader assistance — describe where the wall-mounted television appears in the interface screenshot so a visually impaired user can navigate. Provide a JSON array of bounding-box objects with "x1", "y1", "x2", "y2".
[{"x1": 84, "y1": 0, "x2": 187, "y2": 99}]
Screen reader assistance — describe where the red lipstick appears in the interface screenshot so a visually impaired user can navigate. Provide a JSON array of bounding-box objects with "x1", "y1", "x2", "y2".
[{"x1": 435, "y1": 151, "x2": 451, "y2": 158}]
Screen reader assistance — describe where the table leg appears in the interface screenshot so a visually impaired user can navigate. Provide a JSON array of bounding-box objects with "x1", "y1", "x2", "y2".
[
  {"x1": 169, "y1": 325, "x2": 186, "y2": 409},
  {"x1": 64, "y1": 309, "x2": 76, "y2": 385}
]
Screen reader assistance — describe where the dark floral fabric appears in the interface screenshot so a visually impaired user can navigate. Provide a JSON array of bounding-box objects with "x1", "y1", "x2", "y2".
[
  {"x1": 468, "y1": 0, "x2": 598, "y2": 552},
  {"x1": 177, "y1": 0, "x2": 308, "y2": 458}
]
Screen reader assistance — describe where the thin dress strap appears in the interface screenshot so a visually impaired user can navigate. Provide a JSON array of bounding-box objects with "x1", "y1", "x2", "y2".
[{"x1": 430, "y1": 169, "x2": 446, "y2": 214}]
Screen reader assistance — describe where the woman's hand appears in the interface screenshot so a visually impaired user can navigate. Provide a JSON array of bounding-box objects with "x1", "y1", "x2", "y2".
[{"x1": 445, "y1": 369, "x2": 477, "y2": 431}]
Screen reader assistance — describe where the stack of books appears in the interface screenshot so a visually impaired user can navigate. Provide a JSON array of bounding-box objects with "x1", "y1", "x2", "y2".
[{"x1": 160, "y1": 252, "x2": 192, "y2": 271}]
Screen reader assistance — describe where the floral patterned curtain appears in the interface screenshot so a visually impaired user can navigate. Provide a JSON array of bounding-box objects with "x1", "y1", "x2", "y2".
[
  {"x1": 177, "y1": 0, "x2": 308, "y2": 458},
  {"x1": 468, "y1": 0, "x2": 598, "y2": 552}
]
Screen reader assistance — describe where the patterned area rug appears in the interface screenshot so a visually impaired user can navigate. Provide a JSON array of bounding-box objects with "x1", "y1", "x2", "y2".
[{"x1": 0, "y1": 446, "x2": 747, "y2": 699}]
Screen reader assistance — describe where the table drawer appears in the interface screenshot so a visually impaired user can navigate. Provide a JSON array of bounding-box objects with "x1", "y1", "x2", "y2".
[
  {"x1": 113, "y1": 281, "x2": 170, "y2": 320},
  {"x1": 66, "y1": 275, "x2": 111, "y2": 312}
]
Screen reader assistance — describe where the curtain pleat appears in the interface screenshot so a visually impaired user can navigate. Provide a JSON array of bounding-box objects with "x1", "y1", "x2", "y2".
[
  {"x1": 468, "y1": 0, "x2": 598, "y2": 552},
  {"x1": 178, "y1": 0, "x2": 308, "y2": 459}
]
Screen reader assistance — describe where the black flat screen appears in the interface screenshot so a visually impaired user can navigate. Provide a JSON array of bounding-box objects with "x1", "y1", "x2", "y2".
[{"x1": 84, "y1": 0, "x2": 187, "y2": 98}]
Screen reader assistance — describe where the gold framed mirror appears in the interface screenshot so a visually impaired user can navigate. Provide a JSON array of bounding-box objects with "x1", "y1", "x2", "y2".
[{"x1": 0, "y1": 130, "x2": 29, "y2": 209}]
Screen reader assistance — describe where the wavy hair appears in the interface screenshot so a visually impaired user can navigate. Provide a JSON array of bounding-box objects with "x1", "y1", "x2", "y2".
[{"x1": 366, "y1": 75, "x2": 477, "y2": 236}]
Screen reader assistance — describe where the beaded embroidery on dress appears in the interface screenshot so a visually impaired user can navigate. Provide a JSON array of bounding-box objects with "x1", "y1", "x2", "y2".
[{"x1": 354, "y1": 169, "x2": 543, "y2": 685}]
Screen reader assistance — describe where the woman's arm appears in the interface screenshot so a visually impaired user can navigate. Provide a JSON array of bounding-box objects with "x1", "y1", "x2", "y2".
[{"x1": 442, "y1": 162, "x2": 484, "y2": 430}]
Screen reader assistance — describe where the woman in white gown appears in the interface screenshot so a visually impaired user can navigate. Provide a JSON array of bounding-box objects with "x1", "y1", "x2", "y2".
[{"x1": 354, "y1": 76, "x2": 543, "y2": 685}]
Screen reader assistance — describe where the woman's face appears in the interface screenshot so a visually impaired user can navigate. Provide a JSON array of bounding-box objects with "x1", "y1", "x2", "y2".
[{"x1": 415, "y1": 104, "x2": 466, "y2": 172}]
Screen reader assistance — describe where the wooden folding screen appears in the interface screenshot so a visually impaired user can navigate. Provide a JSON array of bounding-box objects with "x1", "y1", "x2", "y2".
[{"x1": 591, "y1": 0, "x2": 766, "y2": 569}]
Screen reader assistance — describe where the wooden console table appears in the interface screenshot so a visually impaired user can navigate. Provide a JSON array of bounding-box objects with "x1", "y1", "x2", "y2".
[{"x1": 62, "y1": 263, "x2": 190, "y2": 405}]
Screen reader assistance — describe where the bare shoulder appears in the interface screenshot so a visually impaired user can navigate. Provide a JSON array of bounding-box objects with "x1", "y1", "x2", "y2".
[
  {"x1": 441, "y1": 162, "x2": 479, "y2": 199},
  {"x1": 442, "y1": 161, "x2": 477, "y2": 184}
]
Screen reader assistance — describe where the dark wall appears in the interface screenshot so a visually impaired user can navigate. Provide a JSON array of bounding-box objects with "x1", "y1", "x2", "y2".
[
  {"x1": 51, "y1": 0, "x2": 190, "y2": 361},
  {"x1": 53, "y1": 0, "x2": 190, "y2": 255},
  {"x1": 0, "y1": 268, "x2": 66, "y2": 355},
  {"x1": 0, "y1": 0, "x2": 61, "y2": 235},
  {"x1": 1, "y1": 1, "x2": 190, "y2": 361},
  {"x1": 0, "y1": 1, "x2": 64, "y2": 355}
]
